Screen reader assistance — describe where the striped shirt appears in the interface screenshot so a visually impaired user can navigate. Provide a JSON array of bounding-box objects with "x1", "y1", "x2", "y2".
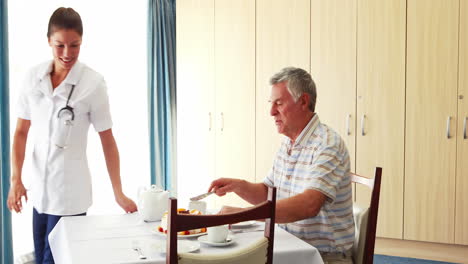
[{"x1": 264, "y1": 114, "x2": 354, "y2": 253}]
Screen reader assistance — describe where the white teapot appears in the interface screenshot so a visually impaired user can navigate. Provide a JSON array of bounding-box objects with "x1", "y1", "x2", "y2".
[{"x1": 138, "y1": 185, "x2": 169, "y2": 222}]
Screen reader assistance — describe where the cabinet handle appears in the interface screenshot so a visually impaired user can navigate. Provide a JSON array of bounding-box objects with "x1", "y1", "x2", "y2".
[
  {"x1": 346, "y1": 114, "x2": 351, "y2": 135},
  {"x1": 361, "y1": 115, "x2": 366, "y2": 136},
  {"x1": 220, "y1": 112, "x2": 224, "y2": 132},
  {"x1": 446, "y1": 116, "x2": 451, "y2": 139},
  {"x1": 208, "y1": 112, "x2": 212, "y2": 131},
  {"x1": 464, "y1": 117, "x2": 467, "y2": 139}
]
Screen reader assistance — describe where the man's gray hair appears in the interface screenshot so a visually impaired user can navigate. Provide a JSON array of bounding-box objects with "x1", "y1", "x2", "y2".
[{"x1": 269, "y1": 67, "x2": 317, "y2": 112}]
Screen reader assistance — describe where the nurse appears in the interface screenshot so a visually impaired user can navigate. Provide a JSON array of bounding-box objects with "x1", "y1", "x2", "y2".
[{"x1": 6, "y1": 7, "x2": 137, "y2": 264}]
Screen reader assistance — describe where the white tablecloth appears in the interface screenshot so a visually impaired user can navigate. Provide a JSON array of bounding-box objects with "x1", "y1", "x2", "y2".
[{"x1": 49, "y1": 213, "x2": 323, "y2": 264}]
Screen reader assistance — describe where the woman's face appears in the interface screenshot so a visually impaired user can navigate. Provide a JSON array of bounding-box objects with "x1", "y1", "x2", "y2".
[{"x1": 48, "y1": 29, "x2": 82, "y2": 72}]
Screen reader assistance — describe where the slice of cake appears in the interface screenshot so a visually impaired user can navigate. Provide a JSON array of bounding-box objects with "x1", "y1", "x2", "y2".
[{"x1": 157, "y1": 208, "x2": 207, "y2": 235}]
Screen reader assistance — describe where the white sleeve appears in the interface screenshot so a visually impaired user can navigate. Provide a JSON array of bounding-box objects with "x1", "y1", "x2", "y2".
[
  {"x1": 89, "y1": 79, "x2": 113, "y2": 132},
  {"x1": 16, "y1": 70, "x2": 35, "y2": 120}
]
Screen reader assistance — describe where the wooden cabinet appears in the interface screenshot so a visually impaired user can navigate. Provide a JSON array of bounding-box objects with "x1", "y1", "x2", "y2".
[
  {"x1": 255, "y1": 0, "x2": 311, "y2": 181},
  {"x1": 310, "y1": 0, "x2": 356, "y2": 173},
  {"x1": 455, "y1": 0, "x2": 468, "y2": 245},
  {"x1": 355, "y1": 0, "x2": 406, "y2": 239},
  {"x1": 214, "y1": 0, "x2": 255, "y2": 207},
  {"x1": 310, "y1": 0, "x2": 406, "y2": 239},
  {"x1": 176, "y1": 0, "x2": 254, "y2": 208},
  {"x1": 176, "y1": 0, "x2": 215, "y2": 204},
  {"x1": 405, "y1": 0, "x2": 459, "y2": 243}
]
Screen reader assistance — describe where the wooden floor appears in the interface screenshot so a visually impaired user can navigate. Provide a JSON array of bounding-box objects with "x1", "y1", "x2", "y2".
[{"x1": 375, "y1": 238, "x2": 468, "y2": 264}]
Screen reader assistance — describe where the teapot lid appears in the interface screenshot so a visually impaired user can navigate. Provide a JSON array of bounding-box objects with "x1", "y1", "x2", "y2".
[{"x1": 149, "y1": 185, "x2": 164, "y2": 192}]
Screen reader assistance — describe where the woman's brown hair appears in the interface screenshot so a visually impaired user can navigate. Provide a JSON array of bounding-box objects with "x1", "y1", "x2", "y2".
[{"x1": 47, "y1": 7, "x2": 83, "y2": 38}]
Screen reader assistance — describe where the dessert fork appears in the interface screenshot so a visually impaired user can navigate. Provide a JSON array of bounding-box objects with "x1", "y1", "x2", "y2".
[{"x1": 132, "y1": 240, "x2": 147, "y2": 260}]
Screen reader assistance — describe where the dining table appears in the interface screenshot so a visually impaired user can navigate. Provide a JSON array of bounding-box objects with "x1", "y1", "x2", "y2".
[{"x1": 49, "y1": 213, "x2": 324, "y2": 264}]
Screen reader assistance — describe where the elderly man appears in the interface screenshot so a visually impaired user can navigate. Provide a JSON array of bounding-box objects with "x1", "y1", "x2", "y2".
[{"x1": 208, "y1": 67, "x2": 354, "y2": 263}]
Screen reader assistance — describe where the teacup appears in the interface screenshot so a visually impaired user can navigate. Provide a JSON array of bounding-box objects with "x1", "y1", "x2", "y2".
[
  {"x1": 188, "y1": 200, "x2": 207, "y2": 214},
  {"x1": 207, "y1": 225, "x2": 229, "y2": 243}
]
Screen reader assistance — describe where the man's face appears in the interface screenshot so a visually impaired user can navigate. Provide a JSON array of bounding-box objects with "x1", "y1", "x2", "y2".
[{"x1": 269, "y1": 82, "x2": 304, "y2": 139}]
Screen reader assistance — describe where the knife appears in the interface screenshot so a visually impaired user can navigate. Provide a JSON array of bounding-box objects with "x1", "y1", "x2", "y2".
[
  {"x1": 190, "y1": 191, "x2": 214, "y2": 201},
  {"x1": 230, "y1": 229, "x2": 264, "y2": 234}
]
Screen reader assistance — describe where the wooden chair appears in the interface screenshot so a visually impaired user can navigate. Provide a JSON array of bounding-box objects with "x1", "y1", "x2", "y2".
[
  {"x1": 166, "y1": 187, "x2": 277, "y2": 264},
  {"x1": 351, "y1": 167, "x2": 382, "y2": 264},
  {"x1": 15, "y1": 252, "x2": 35, "y2": 264}
]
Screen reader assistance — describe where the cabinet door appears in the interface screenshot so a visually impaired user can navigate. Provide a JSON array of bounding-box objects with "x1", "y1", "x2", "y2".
[
  {"x1": 310, "y1": 0, "x2": 356, "y2": 172},
  {"x1": 356, "y1": 0, "x2": 406, "y2": 239},
  {"x1": 256, "y1": 0, "x2": 311, "y2": 182},
  {"x1": 405, "y1": 0, "x2": 459, "y2": 243},
  {"x1": 214, "y1": 0, "x2": 255, "y2": 207},
  {"x1": 176, "y1": 0, "x2": 215, "y2": 204},
  {"x1": 456, "y1": 0, "x2": 468, "y2": 246}
]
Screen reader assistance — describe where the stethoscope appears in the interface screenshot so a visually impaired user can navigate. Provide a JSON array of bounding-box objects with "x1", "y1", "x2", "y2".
[{"x1": 57, "y1": 85, "x2": 76, "y2": 121}]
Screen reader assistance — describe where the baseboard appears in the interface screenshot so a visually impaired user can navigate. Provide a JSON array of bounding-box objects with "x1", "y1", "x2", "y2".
[{"x1": 375, "y1": 238, "x2": 468, "y2": 263}]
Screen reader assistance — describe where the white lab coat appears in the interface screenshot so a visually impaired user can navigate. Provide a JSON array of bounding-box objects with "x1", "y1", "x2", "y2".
[{"x1": 17, "y1": 60, "x2": 113, "y2": 215}]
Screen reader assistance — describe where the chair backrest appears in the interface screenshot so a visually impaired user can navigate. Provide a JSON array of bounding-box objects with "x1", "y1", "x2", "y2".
[
  {"x1": 15, "y1": 252, "x2": 35, "y2": 264},
  {"x1": 351, "y1": 167, "x2": 382, "y2": 264},
  {"x1": 166, "y1": 187, "x2": 277, "y2": 264},
  {"x1": 178, "y1": 237, "x2": 269, "y2": 264}
]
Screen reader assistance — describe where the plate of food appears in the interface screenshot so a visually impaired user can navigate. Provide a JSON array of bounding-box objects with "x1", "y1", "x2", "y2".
[
  {"x1": 152, "y1": 227, "x2": 207, "y2": 238},
  {"x1": 152, "y1": 208, "x2": 207, "y2": 237}
]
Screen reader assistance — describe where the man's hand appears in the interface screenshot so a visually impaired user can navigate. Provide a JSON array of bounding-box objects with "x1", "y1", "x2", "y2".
[
  {"x1": 115, "y1": 193, "x2": 137, "y2": 213},
  {"x1": 208, "y1": 178, "x2": 243, "y2": 196},
  {"x1": 208, "y1": 178, "x2": 268, "y2": 205},
  {"x1": 7, "y1": 180, "x2": 28, "y2": 213}
]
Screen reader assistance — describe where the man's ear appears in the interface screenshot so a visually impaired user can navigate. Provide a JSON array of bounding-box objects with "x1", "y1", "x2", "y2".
[{"x1": 300, "y1": 93, "x2": 310, "y2": 110}]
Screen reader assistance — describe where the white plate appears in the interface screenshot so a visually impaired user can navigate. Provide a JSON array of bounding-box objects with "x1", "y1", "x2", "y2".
[
  {"x1": 152, "y1": 240, "x2": 200, "y2": 254},
  {"x1": 198, "y1": 234, "x2": 235, "y2": 247},
  {"x1": 152, "y1": 228, "x2": 207, "y2": 238},
  {"x1": 231, "y1": 221, "x2": 259, "y2": 228}
]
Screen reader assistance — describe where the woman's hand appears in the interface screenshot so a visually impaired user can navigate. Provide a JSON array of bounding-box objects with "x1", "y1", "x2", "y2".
[
  {"x1": 115, "y1": 193, "x2": 137, "y2": 213},
  {"x1": 7, "y1": 180, "x2": 28, "y2": 213}
]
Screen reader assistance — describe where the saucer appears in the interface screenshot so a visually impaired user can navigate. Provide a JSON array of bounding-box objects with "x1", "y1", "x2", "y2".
[
  {"x1": 197, "y1": 235, "x2": 235, "y2": 247},
  {"x1": 231, "y1": 221, "x2": 259, "y2": 228},
  {"x1": 153, "y1": 240, "x2": 200, "y2": 254}
]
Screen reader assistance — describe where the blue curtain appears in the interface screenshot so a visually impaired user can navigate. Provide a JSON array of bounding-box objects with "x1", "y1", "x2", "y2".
[
  {"x1": 0, "y1": 0, "x2": 13, "y2": 263},
  {"x1": 148, "y1": 0, "x2": 177, "y2": 191}
]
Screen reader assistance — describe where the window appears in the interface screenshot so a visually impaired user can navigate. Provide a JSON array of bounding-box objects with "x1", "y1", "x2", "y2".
[{"x1": 8, "y1": 0, "x2": 149, "y2": 258}]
